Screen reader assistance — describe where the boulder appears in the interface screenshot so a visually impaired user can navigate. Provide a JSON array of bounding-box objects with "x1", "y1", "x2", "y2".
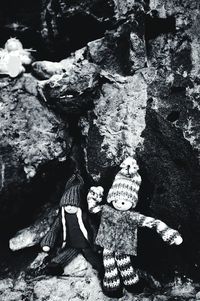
[
  {"x1": 0, "y1": 74, "x2": 67, "y2": 235},
  {"x1": 9, "y1": 206, "x2": 58, "y2": 251}
]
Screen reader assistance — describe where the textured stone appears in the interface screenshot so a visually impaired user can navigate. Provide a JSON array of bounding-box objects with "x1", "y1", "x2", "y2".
[
  {"x1": 32, "y1": 61, "x2": 65, "y2": 79},
  {"x1": 0, "y1": 74, "x2": 67, "y2": 233},
  {"x1": 41, "y1": 61, "x2": 100, "y2": 115},
  {"x1": 146, "y1": 1, "x2": 200, "y2": 162},
  {"x1": 81, "y1": 71, "x2": 147, "y2": 180},
  {"x1": 136, "y1": 109, "x2": 200, "y2": 274},
  {"x1": 9, "y1": 207, "x2": 58, "y2": 251},
  {"x1": 166, "y1": 279, "x2": 196, "y2": 298},
  {"x1": 63, "y1": 254, "x2": 88, "y2": 277}
]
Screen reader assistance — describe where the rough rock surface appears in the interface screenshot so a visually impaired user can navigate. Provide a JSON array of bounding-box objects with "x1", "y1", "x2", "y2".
[
  {"x1": 146, "y1": 0, "x2": 200, "y2": 162},
  {"x1": 1, "y1": 0, "x2": 200, "y2": 300},
  {"x1": 0, "y1": 74, "x2": 67, "y2": 234},
  {"x1": 9, "y1": 206, "x2": 59, "y2": 251},
  {"x1": 40, "y1": 61, "x2": 101, "y2": 115},
  {"x1": 81, "y1": 71, "x2": 147, "y2": 180},
  {"x1": 0, "y1": 254, "x2": 199, "y2": 301}
]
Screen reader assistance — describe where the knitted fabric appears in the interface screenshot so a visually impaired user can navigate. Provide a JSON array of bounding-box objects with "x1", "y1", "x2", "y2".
[
  {"x1": 96, "y1": 205, "x2": 139, "y2": 256},
  {"x1": 52, "y1": 248, "x2": 79, "y2": 267},
  {"x1": 137, "y1": 214, "x2": 182, "y2": 244},
  {"x1": 102, "y1": 249, "x2": 139, "y2": 292},
  {"x1": 115, "y1": 253, "x2": 139, "y2": 286},
  {"x1": 103, "y1": 249, "x2": 121, "y2": 291},
  {"x1": 107, "y1": 171, "x2": 141, "y2": 206},
  {"x1": 95, "y1": 205, "x2": 182, "y2": 256},
  {"x1": 60, "y1": 174, "x2": 84, "y2": 207},
  {"x1": 40, "y1": 216, "x2": 61, "y2": 249}
]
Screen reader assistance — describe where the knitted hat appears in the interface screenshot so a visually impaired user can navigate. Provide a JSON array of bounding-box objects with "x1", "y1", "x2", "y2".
[
  {"x1": 107, "y1": 157, "x2": 141, "y2": 206},
  {"x1": 60, "y1": 173, "x2": 84, "y2": 207}
]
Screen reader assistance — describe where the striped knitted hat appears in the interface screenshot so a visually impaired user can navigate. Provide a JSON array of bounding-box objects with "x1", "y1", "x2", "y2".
[
  {"x1": 107, "y1": 157, "x2": 141, "y2": 206},
  {"x1": 60, "y1": 173, "x2": 84, "y2": 207}
]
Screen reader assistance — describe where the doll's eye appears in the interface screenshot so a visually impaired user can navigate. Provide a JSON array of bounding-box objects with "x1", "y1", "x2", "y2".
[{"x1": 122, "y1": 202, "x2": 125, "y2": 205}]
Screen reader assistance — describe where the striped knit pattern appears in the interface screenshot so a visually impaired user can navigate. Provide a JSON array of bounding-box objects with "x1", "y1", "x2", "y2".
[
  {"x1": 52, "y1": 248, "x2": 79, "y2": 267},
  {"x1": 40, "y1": 216, "x2": 61, "y2": 249},
  {"x1": 107, "y1": 171, "x2": 141, "y2": 205},
  {"x1": 115, "y1": 253, "x2": 139, "y2": 286},
  {"x1": 60, "y1": 174, "x2": 84, "y2": 207},
  {"x1": 103, "y1": 249, "x2": 121, "y2": 290},
  {"x1": 138, "y1": 214, "x2": 182, "y2": 245}
]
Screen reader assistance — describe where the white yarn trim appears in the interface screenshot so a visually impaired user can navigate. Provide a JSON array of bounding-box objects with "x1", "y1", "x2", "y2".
[
  {"x1": 61, "y1": 206, "x2": 67, "y2": 245},
  {"x1": 77, "y1": 208, "x2": 88, "y2": 240}
]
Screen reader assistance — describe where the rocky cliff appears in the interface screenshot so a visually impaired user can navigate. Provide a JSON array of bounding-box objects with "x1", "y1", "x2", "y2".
[{"x1": 0, "y1": 0, "x2": 200, "y2": 300}]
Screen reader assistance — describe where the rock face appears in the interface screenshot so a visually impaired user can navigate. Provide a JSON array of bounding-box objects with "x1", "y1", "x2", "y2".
[
  {"x1": 9, "y1": 206, "x2": 58, "y2": 251},
  {"x1": 1, "y1": 0, "x2": 200, "y2": 299},
  {"x1": 0, "y1": 74, "x2": 67, "y2": 235},
  {"x1": 81, "y1": 71, "x2": 147, "y2": 180},
  {"x1": 34, "y1": 0, "x2": 200, "y2": 280}
]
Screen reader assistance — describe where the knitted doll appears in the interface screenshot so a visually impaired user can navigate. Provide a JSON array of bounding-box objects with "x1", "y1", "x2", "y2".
[
  {"x1": 87, "y1": 157, "x2": 183, "y2": 298},
  {"x1": 0, "y1": 38, "x2": 33, "y2": 78},
  {"x1": 41, "y1": 172, "x2": 102, "y2": 276}
]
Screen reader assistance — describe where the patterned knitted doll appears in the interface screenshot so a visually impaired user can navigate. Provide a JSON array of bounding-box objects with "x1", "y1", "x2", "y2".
[
  {"x1": 87, "y1": 157, "x2": 183, "y2": 298},
  {"x1": 41, "y1": 172, "x2": 102, "y2": 276}
]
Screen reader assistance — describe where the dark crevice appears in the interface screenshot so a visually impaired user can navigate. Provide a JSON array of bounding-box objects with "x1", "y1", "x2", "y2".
[
  {"x1": 170, "y1": 86, "x2": 186, "y2": 94},
  {"x1": 46, "y1": 13, "x2": 109, "y2": 60},
  {"x1": 0, "y1": 159, "x2": 74, "y2": 242},
  {"x1": 145, "y1": 12, "x2": 176, "y2": 40},
  {"x1": 167, "y1": 111, "x2": 180, "y2": 122}
]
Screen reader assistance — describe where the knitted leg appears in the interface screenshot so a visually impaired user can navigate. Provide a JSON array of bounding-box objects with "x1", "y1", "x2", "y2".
[
  {"x1": 115, "y1": 253, "x2": 139, "y2": 291},
  {"x1": 102, "y1": 249, "x2": 123, "y2": 298},
  {"x1": 46, "y1": 248, "x2": 79, "y2": 276},
  {"x1": 52, "y1": 248, "x2": 79, "y2": 266}
]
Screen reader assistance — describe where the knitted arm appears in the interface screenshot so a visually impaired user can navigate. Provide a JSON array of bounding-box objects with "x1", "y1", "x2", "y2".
[
  {"x1": 137, "y1": 214, "x2": 183, "y2": 245},
  {"x1": 40, "y1": 215, "x2": 62, "y2": 251},
  {"x1": 87, "y1": 186, "x2": 104, "y2": 214}
]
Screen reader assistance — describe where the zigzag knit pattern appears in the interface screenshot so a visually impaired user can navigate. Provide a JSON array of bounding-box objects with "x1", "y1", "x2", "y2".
[
  {"x1": 103, "y1": 249, "x2": 139, "y2": 291},
  {"x1": 138, "y1": 214, "x2": 182, "y2": 245},
  {"x1": 107, "y1": 172, "x2": 141, "y2": 205},
  {"x1": 103, "y1": 249, "x2": 121, "y2": 290},
  {"x1": 115, "y1": 253, "x2": 139, "y2": 286}
]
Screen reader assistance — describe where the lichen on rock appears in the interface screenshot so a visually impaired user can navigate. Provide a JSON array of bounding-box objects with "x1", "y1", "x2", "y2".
[{"x1": 82, "y1": 71, "x2": 147, "y2": 179}]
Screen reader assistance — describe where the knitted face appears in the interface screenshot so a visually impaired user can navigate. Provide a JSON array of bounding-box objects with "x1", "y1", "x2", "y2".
[
  {"x1": 64, "y1": 205, "x2": 78, "y2": 214},
  {"x1": 5, "y1": 38, "x2": 23, "y2": 52},
  {"x1": 112, "y1": 199, "x2": 133, "y2": 211}
]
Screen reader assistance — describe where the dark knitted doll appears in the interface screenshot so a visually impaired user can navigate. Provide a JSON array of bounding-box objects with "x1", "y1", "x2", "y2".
[
  {"x1": 87, "y1": 157, "x2": 183, "y2": 298},
  {"x1": 41, "y1": 173, "x2": 102, "y2": 276}
]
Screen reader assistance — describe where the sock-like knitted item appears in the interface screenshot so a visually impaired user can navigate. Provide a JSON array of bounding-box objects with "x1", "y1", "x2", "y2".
[
  {"x1": 115, "y1": 253, "x2": 139, "y2": 287},
  {"x1": 103, "y1": 249, "x2": 121, "y2": 292},
  {"x1": 52, "y1": 248, "x2": 79, "y2": 267},
  {"x1": 40, "y1": 216, "x2": 61, "y2": 249}
]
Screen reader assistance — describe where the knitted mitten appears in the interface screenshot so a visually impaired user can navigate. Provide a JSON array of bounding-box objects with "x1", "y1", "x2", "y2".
[{"x1": 87, "y1": 186, "x2": 104, "y2": 214}]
